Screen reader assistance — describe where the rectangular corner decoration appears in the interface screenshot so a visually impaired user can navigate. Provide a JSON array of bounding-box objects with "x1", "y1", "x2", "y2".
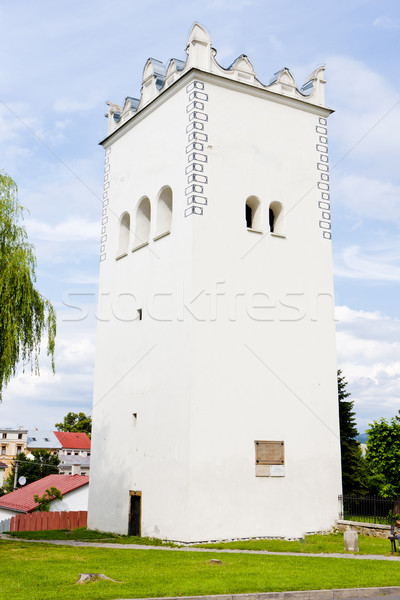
[
  {"x1": 255, "y1": 440, "x2": 284, "y2": 465},
  {"x1": 185, "y1": 80, "x2": 208, "y2": 217}
]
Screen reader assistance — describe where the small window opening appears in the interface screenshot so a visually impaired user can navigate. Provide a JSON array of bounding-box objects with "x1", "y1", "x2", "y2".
[
  {"x1": 17, "y1": 446, "x2": 22, "y2": 454},
  {"x1": 269, "y1": 202, "x2": 285, "y2": 236},
  {"x1": 269, "y1": 208, "x2": 275, "y2": 232},
  {"x1": 245, "y1": 204, "x2": 252, "y2": 229},
  {"x1": 117, "y1": 212, "x2": 130, "y2": 257},
  {"x1": 245, "y1": 196, "x2": 262, "y2": 231},
  {"x1": 155, "y1": 186, "x2": 173, "y2": 239},
  {"x1": 133, "y1": 197, "x2": 151, "y2": 250},
  {"x1": 18, "y1": 433, "x2": 22, "y2": 439}
]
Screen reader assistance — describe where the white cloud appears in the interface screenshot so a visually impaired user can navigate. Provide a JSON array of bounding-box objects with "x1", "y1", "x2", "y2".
[
  {"x1": 373, "y1": 16, "x2": 399, "y2": 30},
  {"x1": 0, "y1": 317, "x2": 96, "y2": 429},
  {"x1": 326, "y1": 56, "x2": 400, "y2": 172},
  {"x1": 27, "y1": 217, "x2": 100, "y2": 242},
  {"x1": 57, "y1": 337, "x2": 95, "y2": 370},
  {"x1": 336, "y1": 305, "x2": 400, "y2": 431},
  {"x1": 334, "y1": 175, "x2": 400, "y2": 224},
  {"x1": 334, "y1": 241, "x2": 400, "y2": 281}
]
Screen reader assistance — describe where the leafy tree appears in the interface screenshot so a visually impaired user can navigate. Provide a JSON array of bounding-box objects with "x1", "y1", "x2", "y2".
[
  {"x1": 55, "y1": 412, "x2": 92, "y2": 436},
  {"x1": 0, "y1": 172, "x2": 56, "y2": 400},
  {"x1": 365, "y1": 417, "x2": 400, "y2": 497},
  {"x1": 338, "y1": 370, "x2": 368, "y2": 495},
  {"x1": 34, "y1": 486, "x2": 63, "y2": 511},
  {"x1": 4, "y1": 450, "x2": 60, "y2": 493}
]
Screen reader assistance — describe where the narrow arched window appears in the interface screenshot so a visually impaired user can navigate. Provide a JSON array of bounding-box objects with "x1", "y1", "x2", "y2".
[
  {"x1": 245, "y1": 196, "x2": 262, "y2": 231},
  {"x1": 117, "y1": 212, "x2": 130, "y2": 258},
  {"x1": 133, "y1": 197, "x2": 151, "y2": 250},
  {"x1": 155, "y1": 186, "x2": 172, "y2": 239},
  {"x1": 269, "y1": 201, "x2": 285, "y2": 236}
]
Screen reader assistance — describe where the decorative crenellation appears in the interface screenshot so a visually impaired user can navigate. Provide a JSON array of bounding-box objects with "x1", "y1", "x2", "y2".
[
  {"x1": 315, "y1": 117, "x2": 331, "y2": 240},
  {"x1": 184, "y1": 81, "x2": 209, "y2": 217},
  {"x1": 100, "y1": 147, "x2": 111, "y2": 261},
  {"x1": 104, "y1": 23, "x2": 328, "y2": 137}
]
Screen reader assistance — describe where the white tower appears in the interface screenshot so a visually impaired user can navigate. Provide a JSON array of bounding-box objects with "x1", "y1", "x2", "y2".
[{"x1": 88, "y1": 24, "x2": 342, "y2": 542}]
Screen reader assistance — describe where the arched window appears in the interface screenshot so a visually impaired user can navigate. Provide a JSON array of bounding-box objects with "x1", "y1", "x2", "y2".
[
  {"x1": 133, "y1": 197, "x2": 151, "y2": 250},
  {"x1": 269, "y1": 201, "x2": 285, "y2": 236},
  {"x1": 117, "y1": 212, "x2": 130, "y2": 258},
  {"x1": 245, "y1": 196, "x2": 262, "y2": 231},
  {"x1": 155, "y1": 186, "x2": 172, "y2": 239}
]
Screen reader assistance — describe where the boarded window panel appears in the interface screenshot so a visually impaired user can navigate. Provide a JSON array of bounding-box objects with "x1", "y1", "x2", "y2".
[{"x1": 255, "y1": 440, "x2": 284, "y2": 465}]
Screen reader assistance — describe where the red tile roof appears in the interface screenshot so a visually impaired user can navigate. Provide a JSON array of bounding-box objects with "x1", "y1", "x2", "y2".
[
  {"x1": 53, "y1": 431, "x2": 91, "y2": 449},
  {"x1": 0, "y1": 474, "x2": 88, "y2": 513}
]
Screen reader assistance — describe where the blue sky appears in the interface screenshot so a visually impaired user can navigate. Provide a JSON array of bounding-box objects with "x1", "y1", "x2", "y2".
[{"x1": 0, "y1": 0, "x2": 399, "y2": 433}]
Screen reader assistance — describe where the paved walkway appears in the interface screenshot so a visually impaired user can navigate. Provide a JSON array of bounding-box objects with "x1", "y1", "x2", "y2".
[{"x1": 1, "y1": 535, "x2": 400, "y2": 561}]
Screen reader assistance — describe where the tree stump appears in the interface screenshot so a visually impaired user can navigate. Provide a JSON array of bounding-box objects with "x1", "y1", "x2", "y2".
[{"x1": 209, "y1": 559, "x2": 222, "y2": 564}]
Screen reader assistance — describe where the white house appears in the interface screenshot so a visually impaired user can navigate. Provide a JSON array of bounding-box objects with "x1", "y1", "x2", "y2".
[
  {"x1": 88, "y1": 23, "x2": 342, "y2": 542},
  {"x1": 0, "y1": 474, "x2": 89, "y2": 520}
]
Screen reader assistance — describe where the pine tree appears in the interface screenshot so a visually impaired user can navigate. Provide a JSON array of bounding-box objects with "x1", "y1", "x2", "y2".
[{"x1": 338, "y1": 370, "x2": 368, "y2": 495}]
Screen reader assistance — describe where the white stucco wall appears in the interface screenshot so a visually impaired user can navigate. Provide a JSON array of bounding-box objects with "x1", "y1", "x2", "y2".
[
  {"x1": 88, "y1": 51, "x2": 341, "y2": 541},
  {"x1": 0, "y1": 507, "x2": 19, "y2": 520},
  {"x1": 50, "y1": 484, "x2": 89, "y2": 512}
]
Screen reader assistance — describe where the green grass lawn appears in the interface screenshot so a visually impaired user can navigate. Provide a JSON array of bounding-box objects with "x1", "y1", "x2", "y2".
[
  {"x1": 2, "y1": 540, "x2": 400, "y2": 600},
  {"x1": 195, "y1": 532, "x2": 394, "y2": 555},
  {"x1": 7, "y1": 527, "x2": 177, "y2": 546}
]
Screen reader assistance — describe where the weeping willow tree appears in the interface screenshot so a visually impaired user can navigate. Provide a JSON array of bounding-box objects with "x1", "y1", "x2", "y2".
[{"x1": 0, "y1": 172, "x2": 56, "y2": 400}]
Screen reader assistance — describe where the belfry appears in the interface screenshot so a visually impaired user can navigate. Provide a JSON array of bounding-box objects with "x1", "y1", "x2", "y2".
[{"x1": 88, "y1": 24, "x2": 342, "y2": 542}]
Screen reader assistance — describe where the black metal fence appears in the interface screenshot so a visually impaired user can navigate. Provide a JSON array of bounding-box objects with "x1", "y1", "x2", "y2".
[{"x1": 339, "y1": 495, "x2": 400, "y2": 525}]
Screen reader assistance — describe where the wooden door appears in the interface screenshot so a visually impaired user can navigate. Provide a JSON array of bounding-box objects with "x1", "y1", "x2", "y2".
[{"x1": 128, "y1": 491, "x2": 141, "y2": 536}]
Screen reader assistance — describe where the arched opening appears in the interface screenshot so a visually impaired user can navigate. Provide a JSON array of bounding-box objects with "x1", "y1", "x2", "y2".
[
  {"x1": 269, "y1": 201, "x2": 285, "y2": 236},
  {"x1": 245, "y1": 196, "x2": 262, "y2": 231},
  {"x1": 133, "y1": 197, "x2": 151, "y2": 250},
  {"x1": 155, "y1": 186, "x2": 172, "y2": 239},
  {"x1": 117, "y1": 212, "x2": 130, "y2": 258}
]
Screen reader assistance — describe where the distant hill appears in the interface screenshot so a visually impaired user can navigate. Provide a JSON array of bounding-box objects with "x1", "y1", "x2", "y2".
[{"x1": 356, "y1": 433, "x2": 368, "y2": 444}]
